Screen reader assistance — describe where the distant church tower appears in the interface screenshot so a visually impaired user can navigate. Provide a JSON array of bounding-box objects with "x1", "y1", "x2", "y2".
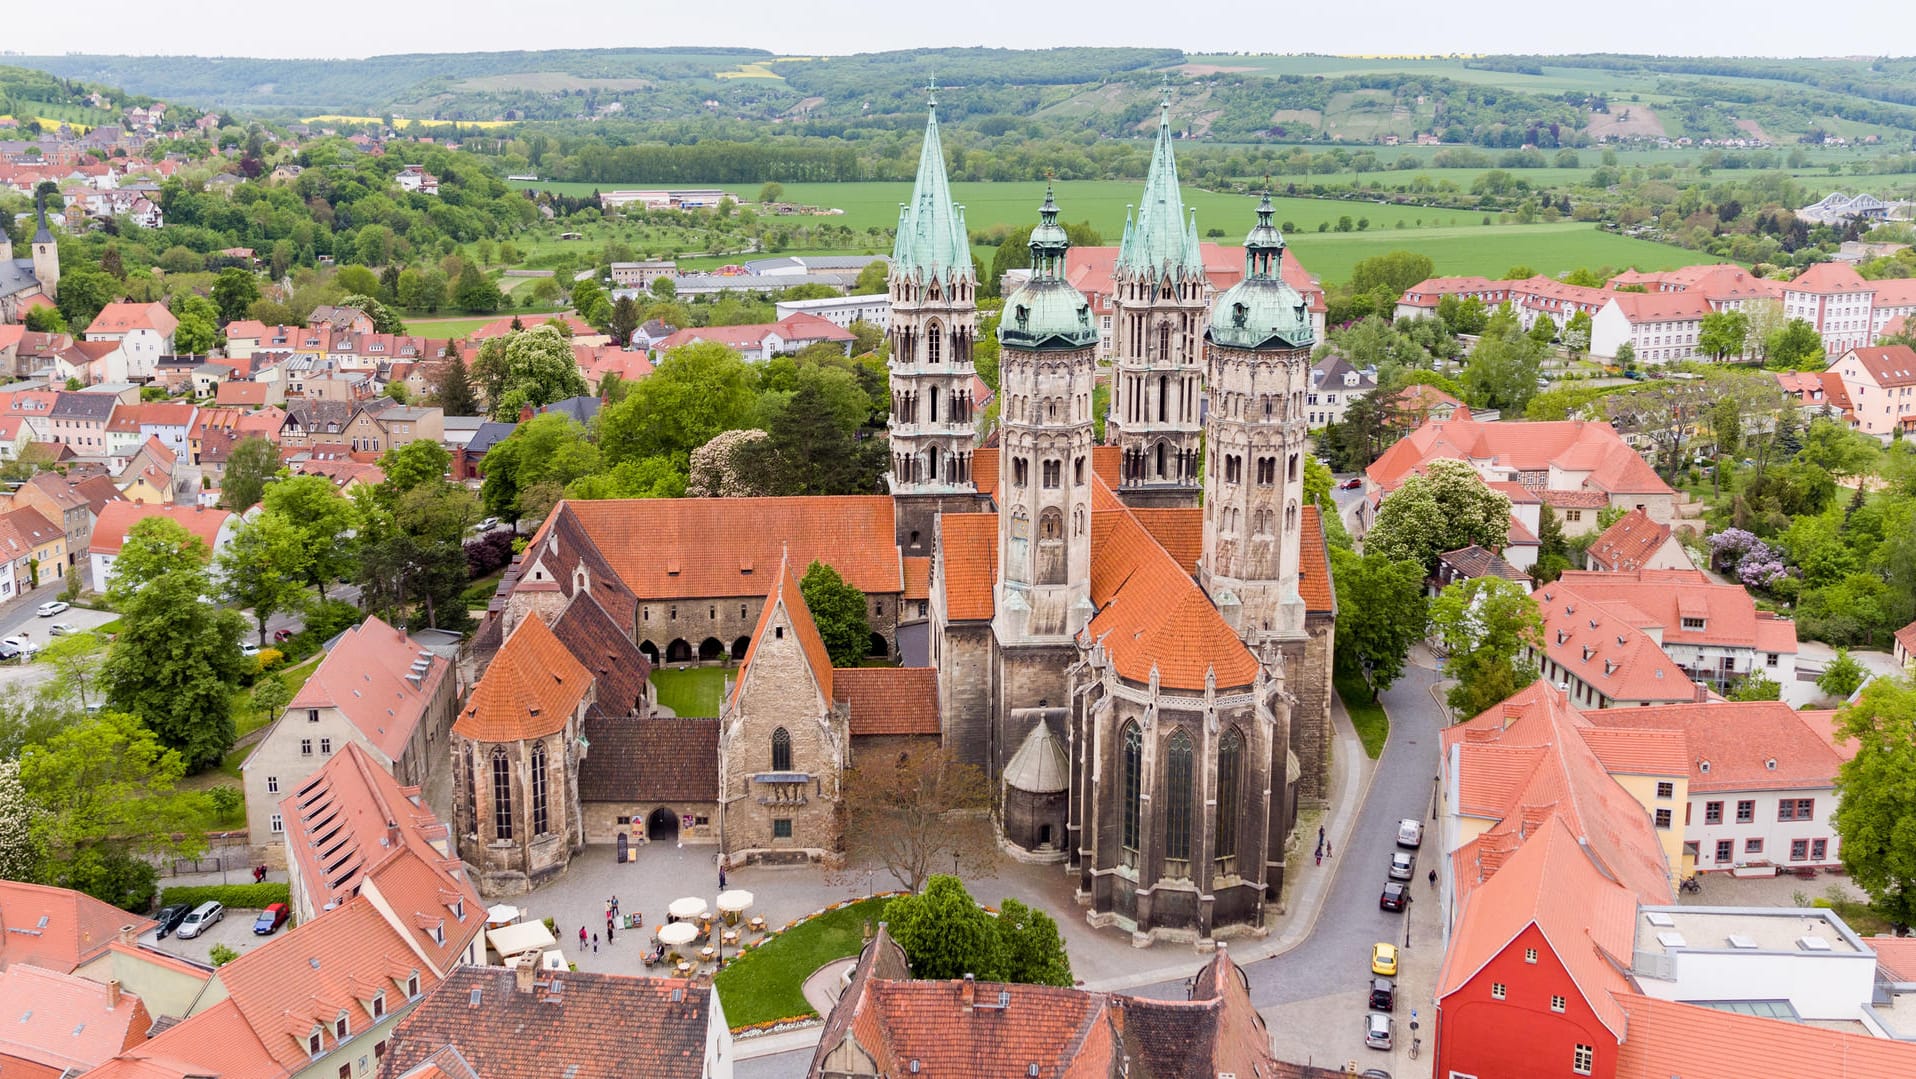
[
  {"x1": 31, "y1": 192, "x2": 58, "y2": 300},
  {"x1": 1200, "y1": 196, "x2": 1316, "y2": 644},
  {"x1": 1106, "y1": 93, "x2": 1207, "y2": 509},
  {"x1": 887, "y1": 84, "x2": 978, "y2": 555},
  {"x1": 995, "y1": 186, "x2": 1098, "y2": 643}
]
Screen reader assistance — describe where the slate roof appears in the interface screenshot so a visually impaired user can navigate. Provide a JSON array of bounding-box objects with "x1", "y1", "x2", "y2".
[
  {"x1": 379, "y1": 967, "x2": 714, "y2": 1079},
  {"x1": 49, "y1": 390, "x2": 118, "y2": 421},
  {"x1": 832, "y1": 667, "x2": 940, "y2": 735},
  {"x1": 578, "y1": 715, "x2": 720, "y2": 803},
  {"x1": 1438, "y1": 544, "x2": 1533, "y2": 584},
  {"x1": 551, "y1": 591, "x2": 650, "y2": 718}
]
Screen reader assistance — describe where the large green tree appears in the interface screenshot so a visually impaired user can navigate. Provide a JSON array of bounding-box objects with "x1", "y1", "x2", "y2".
[
  {"x1": 1698, "y1": 309, "x2": 1751, "y2": 361},
  {"x1": 260, "y1": 474, "x2": 360, "y2": 600},
  {"x1": 884, "y1": 874, "x2": 1000, "y2": 980},
  {"x1": 105, "y1": 517, "x2": 207, "y2": 605},
  {"x1": 212, "y1": 267, "x2": 261, "y2": 324},
  {"x1": 219, "y1": 434, "x2": 280, "y2": 511},
  {"x1": 481, "y1": 412, "x2": 602, "y2": 519},
  {"x1": 1429, "y1": 576, "x2": 1544, "y2": 720},
  {"x1": 1329, "y1": 548, "x2": 1428, "y2": 697},
  {"x1": 799, "y1": 560, "x2": 871, "y2": 667},
  {"x1": 1363, "y1": 458, "x2": 1512, "y2": 573},
  {"x1": 435, "y1": 343, "x2": 479, "y2": 416},
  {"x1": 1768, "y1": 318, "x2": 1825, "y2": 369},
  {"x1": 1460, "y1": 308, "x2": 1546, "y2": 413},
  {"x1": 599, "y1": 341, "x2": 758, "y2": 468},
  {"x1": 102, "y1": 568, "x2": 247, "y2": 772},
  {"x1": 1833, "y1": 676, "x2": 1916, "y2": 928},
  {"x1": 218, "y1": 513, "x2": 311, "y2": 645},
  {"x1": 490, "y1": 325, "x2": 588, "y2": 420}
]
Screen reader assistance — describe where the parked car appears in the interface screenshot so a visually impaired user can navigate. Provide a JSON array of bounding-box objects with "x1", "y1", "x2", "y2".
[
  {"x1": 0, "y1": 643, "x2": 25, "y2": 661},
  {"x1": 175, "y1": 901, "x2": 224, "y2": 939},
  {"x1": 471, "y1": 517, "x2": 502, "y2": 533},
  {"x1": 1371, "y1": 942, "x2": 1398, "y2": 977},
  {"x1": 1389, "y1": 849, "x2": 1417, "y2": 881},
  {"x1": 46, "y1": 622, "x2": 77, "y2": 636},
  {"x1": 273, "y1": 628, "x2": 293, "y2": 642},
  {"x1": 1380, "y1": 881, "x2": 1411, "y2": 912},
  {"x1": 1369, "y1": 977, "x2": 1396, "y2": 1012},
  {"x1": 1364, "y1": 1011, "x2": 1394, "y2": 1050},
  {"x1": 1396, "y1": 818, "x2": 1423, "y2": 849},
  {"x1": 1359, "y1": 1071, "x2": 1392, "y2": 1079},
  {"x1": 154, "y1": 904, "x2": 192, "y2": 939},
  {"x1": 253, "y1": 903, "x2": 290, "y2": 935},
  {"x1": 1, "y1": 636, "x2": 38, "y2": 658},
  {"x1": 36, "y1": 601, "x2": 69, "y2": 617},
  {"x1": 240, "y1": 642, "x2": 261, "y2": 657},
  {"x1": 1339, "y1": 477, "x2": 1363, "y2": 490}
]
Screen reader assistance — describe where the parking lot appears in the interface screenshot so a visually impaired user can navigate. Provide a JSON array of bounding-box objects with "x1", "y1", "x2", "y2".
[
  {"x1": 144, "y1": 902, "x2": 292, "y2": 966},
  {"x1": 0, "y1": 602, "x2": 120, "y2": 696}
]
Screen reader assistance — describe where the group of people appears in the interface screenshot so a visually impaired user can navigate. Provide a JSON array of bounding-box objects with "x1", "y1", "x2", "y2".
[
  {"x1": 1315, "y1": 825, "x2": 1333, "y2": 866},
  {"x1": 574, "y1": 896, "x2": 634, "y2": 955}
]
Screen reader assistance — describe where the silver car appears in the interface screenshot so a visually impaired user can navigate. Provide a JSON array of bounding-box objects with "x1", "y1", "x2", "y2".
[
  {"x1": 1365, "y1": 1011, "x2": 1394, "y2": 1050},
  {"x1": 1389, "y1": 849, "x2": 1416, "y2": 881}
]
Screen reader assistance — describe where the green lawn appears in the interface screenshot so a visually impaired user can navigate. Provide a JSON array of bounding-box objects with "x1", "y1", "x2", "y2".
[
  {"x1": 650, "y1": 666, "x2": 729, "y2": 718},
  {"x1": 713, "y1": 897, "x2": 891, "y2": 1029},
  {"x1": 1334, "y1": 671, "x2": 1390, "y2": 759},
  {"x1": 209, "y1": 655, "x2": 326, "y2": 781}
]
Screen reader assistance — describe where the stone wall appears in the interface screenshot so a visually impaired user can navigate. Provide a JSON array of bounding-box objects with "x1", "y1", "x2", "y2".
[
  {"x1": 455, "y1": 728, "x2": 584, "y2": 897},
  {"x1": 1287, "y1": 613, "x2": 1336, "y2": 806},
  {"x1": 582, "y1": 800, "x2": 719, "y2": 845},
  {"x1": 638, "y1": 591, "x2": 903, "y2": 667},
  {"x1": 935, "y1": 623, "x2": 995, "y2": 771}
]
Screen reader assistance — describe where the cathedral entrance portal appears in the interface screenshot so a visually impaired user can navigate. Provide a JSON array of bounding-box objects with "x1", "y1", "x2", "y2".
[{"x1": 646, "y1": 807, "x2": 680, "y2": 842}]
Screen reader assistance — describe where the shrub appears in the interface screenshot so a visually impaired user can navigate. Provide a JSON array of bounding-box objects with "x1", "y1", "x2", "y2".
[
  {"x1": 253, "y1": 648, "x2": 284, "y2": 673},
  {"x1": 209, "y1": 943, "x2": 239, "y2": 966},
  {"x1": 208, "y1": 785, "x2": 243, "y2": 825},
  {"x1": 158, "y1": 882, "x2": 290, "y2": 910},
  {"x1": 464, "y1": 530, "x2": 515, "y2": 577}
]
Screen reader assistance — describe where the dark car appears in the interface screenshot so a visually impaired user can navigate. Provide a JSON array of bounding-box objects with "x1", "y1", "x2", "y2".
[
  {"x1": 1380, "y1": 881, "x2": 1412, "y2": 912},
  {"x1": 154, "y1": 904, "x2": 192, "y2": 939},
  {"x1": 1369, "y1": 976, "x2": 1396, "y2": 1012},
  {"x1": 253, "y1": 902, "x2": 290, "y2": 935}
]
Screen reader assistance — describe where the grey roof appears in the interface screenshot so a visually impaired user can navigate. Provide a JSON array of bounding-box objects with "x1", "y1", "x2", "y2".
[
  {"x1": 464, "y1": 421, "x2": 517, "y2": 456},
  {"x1": 49, "y1": 392, "x2": 117, "y2": 421},
  {"x1": 0, "y1": 259, "x2": 38, "y2": 298},
  {"x1": 537, "y1": 396, "x2": 600, "y2": 424},
  {"x1": 1003, "y1": 721, "x2": 1070, "y2": 794}
]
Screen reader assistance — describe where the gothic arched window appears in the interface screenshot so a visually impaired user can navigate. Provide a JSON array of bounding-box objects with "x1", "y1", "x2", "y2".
[
  {"x1": 1216, "y1": 727, "x2": 1243, "y2": 868},
  {"x1": 1121, "y1": 722, "x2": 1142, "y2": 857},
  {"x1": 530, "y1": 741, "x2": 550, "y2": 837},
  {"x1": 771, "y1": 727, "x2": 792, "y2": 773},
  {"x1": 926, "y1": 320, "x2": 943, "y2": 364},
  {"x1": 490, "y1": 748, "x2": 513, "y2": 841},
  {"x1": 1164, "y1": 729, "x2": 1194, "y2": 868}
]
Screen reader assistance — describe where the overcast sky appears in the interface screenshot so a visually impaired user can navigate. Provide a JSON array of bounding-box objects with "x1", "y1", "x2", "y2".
[{"x1": 0, "y1": 0, "x2": 1899, "y2": 59}]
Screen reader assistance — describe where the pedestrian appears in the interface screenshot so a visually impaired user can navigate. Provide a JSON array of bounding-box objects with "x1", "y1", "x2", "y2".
[
  {"x1": 1315, "y1": 848, "x2": 1322, "y2": 866},
  {"x1": 1318, "y1": 824, "x2": 1325, "y2": 847},
  {"x1": 719, "y1": 866, "x2": 728, "y2": 890},
  {"x1": 607, "y1": 917, "x2": 615, "y2": 943},
  {"x1": 611, "y1": 896, "x2": 620, "y2": 919},
  {"x1": 1325, "y1": 841, "x2": 1333, "y2": 860},
  {"x1": 578, "y1": 926, "x2": 587, "y2": 948},
  {"x1": 1428, "y1": 868, "x2": 1437, "y2": 889},
  {"x1": 592, "y1": 932, "x2": 599, "y2": 953}
]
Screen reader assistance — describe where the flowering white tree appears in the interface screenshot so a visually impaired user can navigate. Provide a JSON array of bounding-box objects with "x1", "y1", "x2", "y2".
[
  {"x1": 686, "y1": 428, "x2": 771, "y2": 498},
  {"x1": 0, "y1": 761, "x2": 39, "y2": 882}
]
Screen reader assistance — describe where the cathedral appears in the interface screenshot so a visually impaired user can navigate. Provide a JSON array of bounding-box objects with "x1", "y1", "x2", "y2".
[{"x1": 458, "y1": 93, "x2": 1335, "y2": 945}]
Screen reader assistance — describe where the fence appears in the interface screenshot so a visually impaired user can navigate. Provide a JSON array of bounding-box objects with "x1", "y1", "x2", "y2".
[{"x1": 157, "y1": 832, "x2": 260, "y2": 879}]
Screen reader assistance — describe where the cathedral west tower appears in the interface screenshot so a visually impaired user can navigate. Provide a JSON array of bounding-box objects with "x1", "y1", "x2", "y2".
[
  {"x1": 1107, "y1": 93, "x2": 1207, "y2": 509},
  {"x1": 887, "y1": 87, "x2": 979, "y2": 554}
]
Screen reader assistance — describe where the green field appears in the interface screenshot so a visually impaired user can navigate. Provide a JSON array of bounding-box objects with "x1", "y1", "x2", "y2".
[
  {"x1": 401, "y1": 315, "x2": 509, "y2": 338},
  {"x1": 651, "y1": 666, "x2": 729, "y2": 717}
]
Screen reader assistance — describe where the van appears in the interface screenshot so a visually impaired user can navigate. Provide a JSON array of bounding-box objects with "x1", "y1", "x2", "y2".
[
  {"x1": 1396, "y1": 818, "x2": 1423, "y2": 849},
  {"x1": 176, "y1": 901, "x2": 223, "y2": 939}
]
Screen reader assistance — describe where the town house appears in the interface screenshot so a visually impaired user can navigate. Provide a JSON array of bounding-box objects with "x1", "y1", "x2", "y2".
[
  {"x1": 83, "y1": 301, "x2": 178, "y2": 380},
  {"x1": 1826, "y1": 344, "x2": 1916, "y2": 438}
]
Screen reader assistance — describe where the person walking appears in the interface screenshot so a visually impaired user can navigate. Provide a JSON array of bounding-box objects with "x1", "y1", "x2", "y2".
[
  {"x1": 1428, "y1": 868, "x2": 1438, "y2": 889},
  {"x1": 718, "y1": 865, "x2": 728, "y2": 890},
  {"x1": 592, "y1": 932, "x2": 599, "y2": 953},
  {"x1": 607, "y1": 916, "x2": 616, "y2": 943},
  {"x1": 578, "y1": 926, "x2": 587, "y2": 948}
]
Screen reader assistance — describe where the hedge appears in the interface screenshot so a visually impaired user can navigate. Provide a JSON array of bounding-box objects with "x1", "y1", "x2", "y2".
[{"x1": 157, "y1": 883, "x2": 290, "y2": 911}]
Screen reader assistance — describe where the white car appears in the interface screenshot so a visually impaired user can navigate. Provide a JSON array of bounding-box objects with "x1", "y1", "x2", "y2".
[
  {"x1": 35, "y1": 601, "x2": 69, "y2": 617},
  {"x1": 1396, "y1": 819, "x2": 1424, "y2": 849},
  {"x1": 46, "y1": 623, "x2": 77, "y2": 637},
  {"x1": 2, "y1": 636, "x2": 39, "y2": 658},
  {"x1": 240, "y1": 642, "x2": 262, "y2": 657}
]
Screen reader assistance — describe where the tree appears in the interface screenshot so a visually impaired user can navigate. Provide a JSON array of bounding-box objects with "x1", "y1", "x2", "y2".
[
  {"x1": 1324, "y1": 383, "x2": 1402, "y2": 472},
  {"x1": 884, "y1": 875, "x2": 1000, "y2": 980},
  {"x1": 53, "y1": 267, "x2": 116, "y2": 331},
  {"x1": 1699, "y1": 309, "x2": 1751, "y2": 361},
  {"x1": 599, "y1": 341, "x2": 758, "y2": 467},
  {"x1": 1363, "y1": 458, "x2": 1512, "y2": 573},
  {"x1": 480, "y1": 413, "x2": 601, "y2": 519},
  {"x1": 103, "y1": 570, "x2": 247, "y2": 772},
  {"x1": 172, "y1": 294, "x2": 219, "y2": 355},
  {"x1": 649, "y1": 275, "x2": 677, "y2": 301},
  {"x1": 1768, "y1": 319, "x2": 1825, "y2": 369},
  {"x1": 0, "y1": 761, "x2": 37, "y2": 884},
  {"x1": 455, "y1": 266, "x2": 503, "y2": 313},
  {"x1": 251, "y1": 673, "x2": 293, "y2": 729},
  {"x1": 1729, "y1": 672, "x2": 1782, "y2": 701},
  {"x1": 995, "y1": 898, "x2": 1073, "y2": 987},
  {"x1": 1348, "y1": 251, "x2": 1435, "y2": 298},
  {"x1": 212, "y1": 267, "x2": 261, "y2": 324},
  {"x1": 379, "y1": 440, "x2": 453, "y2": 499},
  {"x1": 853, "y1": 260, "x2": 889, "y2": 294},
  {"x1": 757, "y1": 181, "x2": 784, "y2": 204},
  {"x1": 1329, "y1": 548, "x2": 1428, "y2": 697},
  {"x1": 436, "y1": 342, "x2": 479, "y2": 416},
  {"x1": 799, "y1": 560, "x2": 871, "y2": 667},
  {"x1": 1533, "y1": 504, "x2": 1572, "y2": 583},
  {"x1": 218, "y1": 513, "x2": 311, "y2": 645},
  {"x1": 19, "y1": 710, "x2": 210, "y2": 878},
  {"x1": 846, "y1": 745, "x2": 995, "y2": 893},
  {"x1": 261, "y1": 474, "x2": 360, "y2": 600},
  {"x1": 1528, "y1": 313, "x2": 1558, "y2": 345},
  {"x1": 753, "y1": 366, "x2": 882, "y2": 496},
  {"x1": 1819, "y1": 649, "x2": 1869, "y2": 699},
  {"x1": 1428, "y1": 576, "x2": 1544, "y2": 719},
  {"x1": 1833, "y1": 676, "x2": 1916, "y2": 928},
  {"x1": 848, "y1": 318, "x2": 885, "y2": 356},
  {"x1": 40, "y1": 632, "x2": 106, "y2": 711},
  {"x1": 1604, "y1": 378, "x2": 1719, "y2": 479},
  {"x1": 105, "y1": 517, "x2": 207, "y2": 605},
  {"x1": 220, "y1": 435, "x2": 280, "y2": 511},
  {"x1": 1461, "y1": 309, "x2": 1546, "y2": 413},
  {"x1": 608, "y1": 295, "x2": 641, "y2": 346},
  {"x1": 1798, "y1": 418, "x2": 1880, "y2": 480},
  {"x1": 491, "y1": 325, "x2": 588, "y2": 420}
]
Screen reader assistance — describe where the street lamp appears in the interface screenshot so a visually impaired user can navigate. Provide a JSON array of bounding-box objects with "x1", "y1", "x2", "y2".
[{"x1": 951, "y1": 851, "x2": 960, "y2": 879}]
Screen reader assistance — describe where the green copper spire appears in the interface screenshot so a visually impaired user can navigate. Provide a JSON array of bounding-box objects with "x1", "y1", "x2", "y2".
[
  {"x1": 1206, "y1": 194, "x2": 1312, "y2": 351},
  {"x1": 892, "y1": 82, "x2": 973, "y2": 285},
  {"x1": 1001, "y1": 185, "x2": 1097, "y2": 351},
  {"x1": 1117, "y1": 89, "x2": 1202, "y2": 280}
]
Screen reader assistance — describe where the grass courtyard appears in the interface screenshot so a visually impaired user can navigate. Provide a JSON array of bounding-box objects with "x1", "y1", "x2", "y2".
[
  {"x1": 712, "y1": 896, "x2": 891, "y2": 1028},
  {"x1": 650, "y1": 666, "x2": 730, "y2": 717}
]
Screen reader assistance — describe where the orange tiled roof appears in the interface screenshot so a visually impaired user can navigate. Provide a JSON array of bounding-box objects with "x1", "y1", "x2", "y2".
[
  {"x1": 1612, "y1": 991, "x2": 1916, "y2": 1078},
  {"x1": 283, "y1": 616, "x2": 449, "y2": 759},
  {"x1": 732, "y1": 551, "x2": 834, "y2": 709},
  {"x1": 1298, "y1": 504, "x2": 1335, "y2": 614},
  {"x1": 1842, "y1": 344, "x2": 1916, "y2": 389},
  {"x1": 86, "y1": 502, "x2": 230, "y2": 556},
  {"x1": 1585, "y1": 508, "x2": 1673, "y2": 572},
  {"x1": 1787, "y1": 260, "x2": 1871, "y2": 295},
  {"x1": 85, "y1": 301, "x2": 178, "y2": 337},
  {"x1": 901, "y1": 556, "x2": 931, "y2": 601},
  {"x1": 0, "y1": 964, "x2": 152, "y2": 1074},
  {"x1": 1575, "y1": 725, "x2": 1687, "y2": 777},
  {"x1": 1086, "y1": 478, "x2": 1259, "y2": 691},
  {"x1": 277, "y1": 741, "x2": 456, "y2": 915},
  {"x1": 1366, "y1": 418, "x2": 1672, "y2": 498},
  {"x1": 1869, "y1": 936, "x2": 1916, "y2": 982},
  {"x1": 833, "y1": 666, "x2": 940, "y2": 735},
  {"x1": 938, "y1": 513, "x2": 998, "y2": 622},
  {"x1": 85, "y1": 998, "x2": 285, "y2": 1079},
  {"x1": 1552, "y1": 569, "x2": 1793, "y2": 652},
  {"x1": 551, "y1": 497, "x2": 901, "y2": 599},
  {"x1": 1583, "y1": 700, "x2": 1842, "y2": 793},
  {"x1": 1128, "y1": 506, "x2": 1203, "y2": 575},
  {"x1": 1532, "y1": 582, "x2": 1695, "y2": 704},
  {"x1": 0, "y1": 880, "x2": 155, "y2": 974},
  {"x1": 454, "y1": 614, "x2": 591, "y2": 742}
]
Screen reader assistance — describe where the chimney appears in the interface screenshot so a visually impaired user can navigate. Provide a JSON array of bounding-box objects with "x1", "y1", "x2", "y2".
[
  {"x1": 118, "y1": 924, "x2": 138, "y2": 945},
  {"x1": 962, "y1": 972, "x2": 975, "y2": 1010},
  {"x1": 386, "y1": 819, "x2": 400, "y2": 848},
  {"x1": 106, "y1": 980, "x2": 122, "y2": 1009},
  {"x1": 514, "y1": 956, "x2": 537, "y2": 994},
  {"x1": 1694, "y1": 680, "x2": 1709, "y2": 703}
]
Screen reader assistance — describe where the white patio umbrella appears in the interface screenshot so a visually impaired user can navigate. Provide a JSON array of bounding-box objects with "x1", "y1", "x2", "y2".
[
  {"x1": 656, "y1": 921, "x2": 699, "y2": 947},
  {"x1": 667, "y1": 896, "x2": 709, "y2": 921},
  {"x1": 485, "y1": 904, "x2": 520, "y2": 926},
  {"x1": 716, "y1": 890, "x2": 754, "y2": 914}
]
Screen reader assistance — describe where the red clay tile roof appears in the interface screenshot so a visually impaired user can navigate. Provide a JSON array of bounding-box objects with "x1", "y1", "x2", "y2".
[
  {"x1": 87, "y1": 502, "x2": 231, "y2": 556},
  {"x1": 732, "y1": 552, "x2": 834, "y2": 709},
  {"x1": 1894, "y1": 619, "x2": 1916, "y2": 659},
  {"x1": 360, "y1": 842, "x2": 483, "y2": 977},
  {"x1": 550, "y1": 496, "x2": 901, "y2": 600},
  {"x1": 85, "y1": 997, "x2": 285, "y2": 1079},
  {"x1": 1533, "y1": 581, "x2": 1695, "y2": 704},
  {"x1": 284, "y1": 616, "x2": 450, "y2": 759},
  {"x1": 1367, "y1": 418, "x2": 1672, "y2": 499},
  {"x1": 901, "y1": 556, "x2": 931, "y2": 600},
  {"x1": 1551, "y1": 569, "x2": 1794, "y2": 653},
  {"x1": 1787, "y1": 260, "x2": 1872, "y2": 295},
  {"x1": 1605, "y1": 289, "x2": 1713, "y2": 324},
  {"x1": 578, "y1": 716, "x2": 719, "y2": 802},
  {"x1": 85, "y1": 301, "x2": 178, "y2": 337},
  {"x1": 0, "y1": 880, "x2": 154, "y2": 974},
  {"x1": 1869, "y1": 935, "x2": 1916, "y2": 982},
  {"x1": 1128, "y1": 507, "x2": 1203, "y2": 575},
  {"x1": 215, "y1": 381, "x2": 269, "y2": 406},
  {"x1": 1086, "y1": 478, "x2": 1259, "y2": 691},
  {"x1": 1612, "y1": 991, "x2": 1916, "y2": 1078},
  {"x1": 1583, "y1": 700, "x2": 1842, "y2": 793},
  {"x1": 833, "y1": 667, "x2": 940, "y2": 735},
  {"x1": 938, "y1": 513, "x2": 998, "y2": 621},
  {"x1": 454, "y1": 614, "x2": 591, "y2": 742},
  {"x1": 380, "y1": 968, "x2": 715, "y2": 1079},
  {"x1": 1298, "y1": 504, "x2": 1335, "y2": 614},
  {"x1": 1585, "y1": 508, "x2": 1675, "y2": 572},
  {"x1": 1842, "y1": 344, "x2": 1916, "y2": 389},
  {"x1": 1575, "y1": 725, "x2": 1687, "y2": 777},
  {"x1": 0, "y1": 963, "x2": 151, "y2": 1074}
]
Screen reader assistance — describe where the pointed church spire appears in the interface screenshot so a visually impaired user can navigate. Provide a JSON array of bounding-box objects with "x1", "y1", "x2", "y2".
[
  {"x1": 892, "y1": 84, "x2": 972, "y2": 285},
  {"x1": 1117, "y1": 85, "x2": 1202, "y2": 280},
  {"x1": 32, "y1": 190, "x2": 53, "y2": 244}
]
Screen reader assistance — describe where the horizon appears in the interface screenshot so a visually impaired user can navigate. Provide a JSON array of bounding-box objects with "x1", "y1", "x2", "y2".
[{"x1": 4, "y1": 0, "x2": 1912, "y2": 63}]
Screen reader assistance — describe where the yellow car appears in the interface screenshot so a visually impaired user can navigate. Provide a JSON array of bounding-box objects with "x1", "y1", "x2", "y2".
[{"x1": 1371, "y1": 942, "x2": 1399, "y2": 977}]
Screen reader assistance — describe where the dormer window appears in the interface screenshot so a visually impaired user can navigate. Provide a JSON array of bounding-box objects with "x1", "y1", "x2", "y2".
[
  {"x1": 1680, "y1": 617, "x2": 1706, "y2": 631},
  {"x1": 371, "y1": 993, "x2": 385, "y2": 1018},
  {"x1": 407, "y1": 973, "x2": 421, "y2": 998},
  {"x1": 336, "y1": 1013, "x2": 350, "y2": 1040},
  {"x1": 308, "y1": 1031, "x2": 323, "y2": 1056}
]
